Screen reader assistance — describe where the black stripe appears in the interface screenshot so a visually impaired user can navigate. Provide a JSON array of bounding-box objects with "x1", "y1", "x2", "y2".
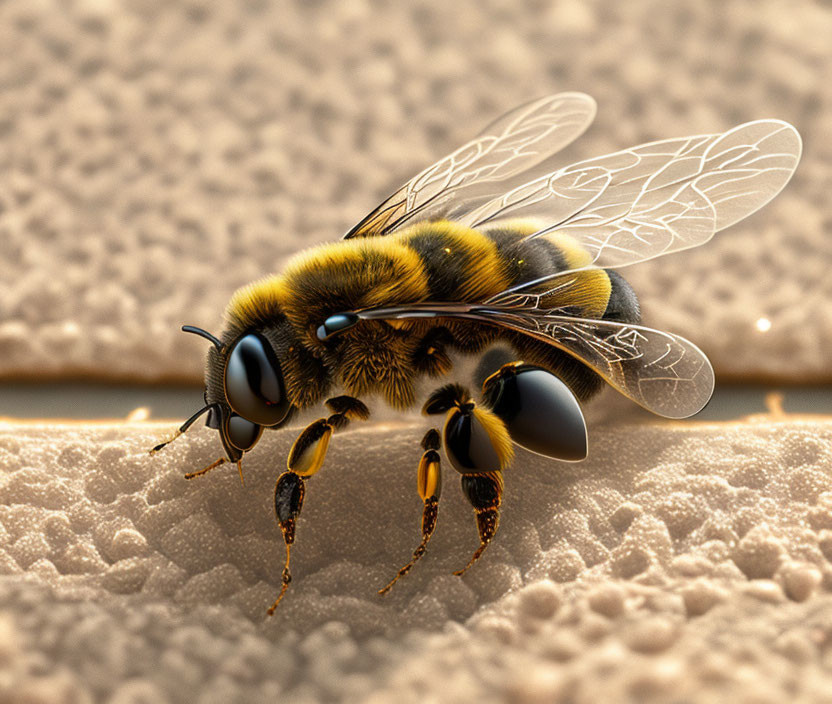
[
  {"x1": 603, "y1": 269, "x2": 641, "y2": 324},
  {"x1": 484, "y1": 227, "x2": 569, "y2": 288},
  {"x1": 405, "y1": 230, "x2": 479, "y2": 300}
]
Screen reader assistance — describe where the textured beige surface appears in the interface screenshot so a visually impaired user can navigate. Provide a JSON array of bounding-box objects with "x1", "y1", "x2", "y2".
[
  {"x1": 0, "y1": 0, "x2": 829, "y2": 384},
  {"x1": 2, "y1": 414, "x2": 832, "y2": 701}
]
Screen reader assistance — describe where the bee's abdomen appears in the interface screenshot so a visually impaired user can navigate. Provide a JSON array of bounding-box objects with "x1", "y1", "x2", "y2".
[
  {"x1": 483, "y1": 223, "x2": 619, "y2": 321},
  {"x1": 482, "y1": 225, "x2": 571, "y2": 289},
  {"x1": 397, "y1": 219, "x2": 639, "y2": 324},
  {"x1": 603, "y1": 269, "x2": 640, "y2": 324},
  {"x1": 398, "y1": 221, "x2": 512, "y2": 302},
  {"x1": 474, "y1": 223, "x2": 641, "y2": 403}
]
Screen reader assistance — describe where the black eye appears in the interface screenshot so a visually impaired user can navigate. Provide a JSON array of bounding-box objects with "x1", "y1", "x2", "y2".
[
  {"x1": 225, "y1": 413, "x2": 263, "y2": 452},
  {"x1": 224, "y1": 333, "x2": 291, "y2": 426}
]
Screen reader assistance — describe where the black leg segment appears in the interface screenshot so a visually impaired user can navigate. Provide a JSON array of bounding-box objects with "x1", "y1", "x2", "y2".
[{"x1": 455, "y1": 471, "x2": 503, "y2": 577}]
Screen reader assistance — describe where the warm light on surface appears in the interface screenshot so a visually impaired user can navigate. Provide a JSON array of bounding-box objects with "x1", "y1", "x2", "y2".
[
  {"x1": 764, "y1": 391, "x2": 785, "y2": 418},
  {"x1": 756, "y1": 317, "x2": 772, "y2": 333},
  {"x1": 126, "y1": 406, "x2": 151, "y2": 422}
]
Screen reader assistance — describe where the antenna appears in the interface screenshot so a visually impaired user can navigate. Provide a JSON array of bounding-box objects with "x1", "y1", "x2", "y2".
[{"x1": 181, "y1": 325, "x2": 224, "y2": 351}]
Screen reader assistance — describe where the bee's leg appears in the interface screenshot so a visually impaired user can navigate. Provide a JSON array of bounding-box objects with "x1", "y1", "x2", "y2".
[
  {"x1": 187, "y1": 417, "x2": 247, "y2": 483},
  {"x1": 185, "y1": 457, "x2": 228, "y2": 480},
  {"x1": 323, "y1": 395, "x2": 371, "y2": 424},
  {"x1": 267, "y1": 395, "x2": 369, "y2": 615},
  {"x1": 420, "y1": 383, "x2": 511, "y2": 578},
  {"x1": 454, "y1": 470, "x2": 503, "y2": 577},
  {"x1": 269, "y1": 469, "x2": 304, "y2": 615},
  {"x1": 182, "y1": 446, "x2": 245, "y2": 482},
  {"x1": 378, "y1": 429, "x2": 442, "y2": 596},
  {"x1": 413, "y1": 327, "x2": 454, "y2": 377},
  {"x1": 149, "y1": 402, "x2": 247, "y2": 483}
]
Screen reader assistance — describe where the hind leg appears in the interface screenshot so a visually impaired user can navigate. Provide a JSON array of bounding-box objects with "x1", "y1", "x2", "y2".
[
  {"x1": 482, "y1": 361, "x2": 588, "y2": 462},
  {"x1": 455, "y1": 470, "x2": 503, "y2": 576}
]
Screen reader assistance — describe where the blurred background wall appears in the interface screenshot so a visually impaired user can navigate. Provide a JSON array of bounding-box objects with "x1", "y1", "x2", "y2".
[{"x1": 0, "y1": 0, "x2": 829, "y2": 385}]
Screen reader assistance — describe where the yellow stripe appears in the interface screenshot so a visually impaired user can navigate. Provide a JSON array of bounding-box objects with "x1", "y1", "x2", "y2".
[
  {"x1": 471, "y1": 405, "x2": 514, "y2": 470},
  {"x1": 542, "y1": 233, "x2": 611, "y2": 319}
]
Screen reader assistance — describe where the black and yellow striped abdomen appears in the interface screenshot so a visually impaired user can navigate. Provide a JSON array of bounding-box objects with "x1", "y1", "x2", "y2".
[{"x1": 396, "y1": 219, "x2": 625, "y2": 322}]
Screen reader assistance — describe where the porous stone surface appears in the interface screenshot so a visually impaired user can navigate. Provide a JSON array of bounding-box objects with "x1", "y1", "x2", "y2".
[
  {"x1": 2, "y1": 415, "x2": 832, "y2": 702},
  {"x1": 0, "y1": 0, "x2": 829, "y2": 383}
]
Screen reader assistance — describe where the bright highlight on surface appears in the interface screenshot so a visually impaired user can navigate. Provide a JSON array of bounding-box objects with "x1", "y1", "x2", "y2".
[
  {"x1": 756, "y1": 317, "x2": 772, "y2": 333},
  {"x1": 126, "y1": 406, "x2": 151, "y2": 422}
]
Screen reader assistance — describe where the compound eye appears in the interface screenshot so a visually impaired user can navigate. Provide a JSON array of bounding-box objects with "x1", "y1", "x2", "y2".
[
  {"x1": 225, "y1": 413, "x2": 263, "y2": 452},
  {"x1": 224, "y1": 333, "x2": 291, "y2": 426}
]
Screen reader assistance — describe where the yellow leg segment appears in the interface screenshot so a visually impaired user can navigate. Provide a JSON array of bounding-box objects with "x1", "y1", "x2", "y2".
[
  {"x1": 184, "y1": 457, "x2": 228, "y2": 480},
  {"x1": 267, "y1": 396, "x2": 369, "y2": 614},
  {"x1": 379, "y1": 429, "x2": 442, "y2": 596}
]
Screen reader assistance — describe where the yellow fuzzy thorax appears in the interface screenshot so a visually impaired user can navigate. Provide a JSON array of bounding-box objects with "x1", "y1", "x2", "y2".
[{"x1": 224, "y1": 235, "x2": 428, "y2": 331}]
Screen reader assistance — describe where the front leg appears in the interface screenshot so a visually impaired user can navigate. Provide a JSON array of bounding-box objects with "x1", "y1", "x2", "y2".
[{"x1": 268, "y1": 395, "x2": 369, "y2": 615}]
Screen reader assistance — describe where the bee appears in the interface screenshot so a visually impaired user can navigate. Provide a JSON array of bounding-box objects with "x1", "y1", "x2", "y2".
[{"x1": 151, "y1": 93, "x2": 801, "y2": 614}]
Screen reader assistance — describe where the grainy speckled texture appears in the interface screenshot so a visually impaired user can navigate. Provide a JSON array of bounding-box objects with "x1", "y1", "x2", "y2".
[
  {"x1": 0, "y1": 0, "x2": 829, "y2": 383},
  {"x1": 2, "y1": 414, "x2": 832, "y2": 702}
]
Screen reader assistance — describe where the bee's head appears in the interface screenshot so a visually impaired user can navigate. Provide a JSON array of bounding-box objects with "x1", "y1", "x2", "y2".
[{"x1": 182, "y1": 324, "x2": 294, "y2": 461}]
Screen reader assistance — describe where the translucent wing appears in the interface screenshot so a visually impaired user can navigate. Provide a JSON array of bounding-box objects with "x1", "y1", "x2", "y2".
[
  {"x1": 355, "y1": 303, "x2": 714, "y2": 419},
  {"x1": 339, "y1": 112, "x2": 800, "y2": 417},
  {"x1": 343, "y1": 93, "x2": 597, "y2": 239},
  {"x1": 473, "y1": 305, "x2": 714, "y2": 419},
  {"x1": 461, "y1": 120, "x2": 802, "y2": 284}
]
